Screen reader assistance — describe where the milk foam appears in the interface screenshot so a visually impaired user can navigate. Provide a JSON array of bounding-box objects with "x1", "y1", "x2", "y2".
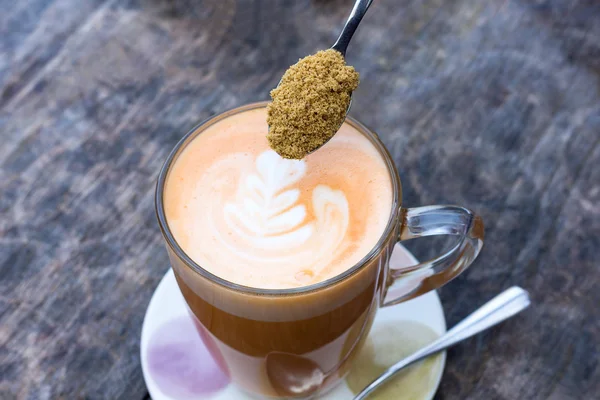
[
  {"x1": 164, "y1": 108, "x2": 393, "y2": 289},
  {"x1": 224, "y1": 150, "x2": 314, "y2": 249}
]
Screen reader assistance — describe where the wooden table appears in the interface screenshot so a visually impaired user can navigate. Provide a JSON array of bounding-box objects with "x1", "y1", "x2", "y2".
[{"x1": 1, "y1": 0, "x2": 598, "y2": 398}]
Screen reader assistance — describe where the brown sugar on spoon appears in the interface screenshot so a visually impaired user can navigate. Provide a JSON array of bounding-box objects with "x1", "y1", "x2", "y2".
[{"x1": 267, "y1": 49, "x2": 359, "y2": 159}]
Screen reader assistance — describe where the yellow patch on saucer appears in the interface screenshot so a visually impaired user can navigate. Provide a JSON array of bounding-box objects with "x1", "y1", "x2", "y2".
[{"x1": 346, "y1": 321, "x2": 443, "y2": 400}]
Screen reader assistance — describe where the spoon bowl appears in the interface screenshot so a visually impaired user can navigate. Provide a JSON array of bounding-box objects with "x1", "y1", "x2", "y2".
[
  {"x1": 266, "y1": 351, "x2": 325, "y2": 397},
  {"x1": 269, "y1": 0, "x2": 373, "y2": 156}
]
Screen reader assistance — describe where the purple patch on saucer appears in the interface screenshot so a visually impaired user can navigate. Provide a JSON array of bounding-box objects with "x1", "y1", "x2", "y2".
[{"x1": 147, "y1": 316, "x2": 230, "y2": 398}]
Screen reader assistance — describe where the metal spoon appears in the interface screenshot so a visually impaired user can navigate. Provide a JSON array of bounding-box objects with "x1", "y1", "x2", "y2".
[
  {"x1": 270, "y1": 0, "x2": 374, "y2": 156},
  {"x1": 320, "y1": 0, "x2": 375, "y2": 151},
  {"x1": 353, "y1": 286, "x2": 531, "y2": 399},
  {"x1": 265, "y1": 286, "x2": 529, "y2": 398},
  {"x1": 331, "y1": 0, "x2": 374, "y2": 57}
]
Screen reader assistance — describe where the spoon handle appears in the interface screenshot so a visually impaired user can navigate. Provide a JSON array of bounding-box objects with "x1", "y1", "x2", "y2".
[
  {"x1": 353, "y1": 286, "x2": 531, "y2": 400},
  {"x1": 332, "y1": 0, "x2": 374, "y2": 56}
]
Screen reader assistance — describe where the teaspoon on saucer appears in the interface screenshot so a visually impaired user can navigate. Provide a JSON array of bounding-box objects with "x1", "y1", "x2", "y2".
[
  {"x1": 353, "y1": 286, "x2": 531, "y2": 399},
  {"x1": 265, "y1": 287, "x2": 529, "y2": 399}
]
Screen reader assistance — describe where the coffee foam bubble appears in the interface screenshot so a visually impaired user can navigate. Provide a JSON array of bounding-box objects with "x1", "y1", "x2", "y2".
[{"x1": 164, "y1": 108, "x2": 392, "y2": 289}]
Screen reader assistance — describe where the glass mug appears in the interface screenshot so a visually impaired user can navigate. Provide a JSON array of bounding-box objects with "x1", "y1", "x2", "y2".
[{"x1": 155, "y1": 102, "x2": 484, "y2": 398}]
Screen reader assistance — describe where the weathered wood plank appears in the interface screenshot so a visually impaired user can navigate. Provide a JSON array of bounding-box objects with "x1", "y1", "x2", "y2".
[
  {"x1": 0, "y1": 0, "x2": 110, "y2": 108},
  {"x1": 0, "y1": 0, "x2": 599, "y2": 399}
]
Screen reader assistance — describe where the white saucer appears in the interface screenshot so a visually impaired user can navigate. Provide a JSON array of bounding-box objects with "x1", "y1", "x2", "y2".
[{"x1": 141, "y1": 244, "x2": 447, "y2": 399}]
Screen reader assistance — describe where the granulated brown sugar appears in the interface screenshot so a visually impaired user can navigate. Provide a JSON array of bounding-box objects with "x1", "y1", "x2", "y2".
[{"x1": 267, "y1": 49, "x2": 359, "y2": 159}]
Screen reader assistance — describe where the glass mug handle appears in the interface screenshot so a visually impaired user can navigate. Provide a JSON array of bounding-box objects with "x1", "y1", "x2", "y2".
[{"x1": 382, "y1": 205, "x2": 484, "y2": 306}]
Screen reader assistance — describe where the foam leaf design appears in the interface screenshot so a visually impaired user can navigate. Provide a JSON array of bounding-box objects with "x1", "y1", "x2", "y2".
[
  {"x1": 217, "y1": 150, "x2": 352, "y2": 282},
  {"x1": 224, "y1": 150, "x2": 312, "y2": 246}
]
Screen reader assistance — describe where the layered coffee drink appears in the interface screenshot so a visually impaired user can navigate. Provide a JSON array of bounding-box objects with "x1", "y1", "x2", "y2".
[
  {"x1": 161, "y1": 104, "x2": 397, "y2": 398},
  {"x1": 158, "y1": 103, "x2": 484, "y2": 398},
  {"x1": 164, "y1": 107, "x2": 392, "y2": 289}
]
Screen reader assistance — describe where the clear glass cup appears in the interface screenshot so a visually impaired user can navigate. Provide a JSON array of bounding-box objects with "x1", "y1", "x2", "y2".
[{"x1": 155, "y1": 102, "x2": 484, "y2": 398}]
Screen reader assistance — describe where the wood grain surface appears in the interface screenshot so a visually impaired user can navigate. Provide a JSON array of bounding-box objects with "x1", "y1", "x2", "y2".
[{"x1": 1, "y1": 0, "x2": 599, "y2": 399}]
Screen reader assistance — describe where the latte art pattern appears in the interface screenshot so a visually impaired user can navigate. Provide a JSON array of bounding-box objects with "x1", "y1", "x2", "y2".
[
  {"x1": 202, "y1": 151, "x2": 351, "y2": 285},
  {"x1": 164, "y1": 107, "x2": 392, "y2": 289},
  {"x1": 224, "y1": 150, "x2": 350, "y2": 255},
  {"x1": 224, "y1": 151, "x2": 314, "y2": 249}
]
